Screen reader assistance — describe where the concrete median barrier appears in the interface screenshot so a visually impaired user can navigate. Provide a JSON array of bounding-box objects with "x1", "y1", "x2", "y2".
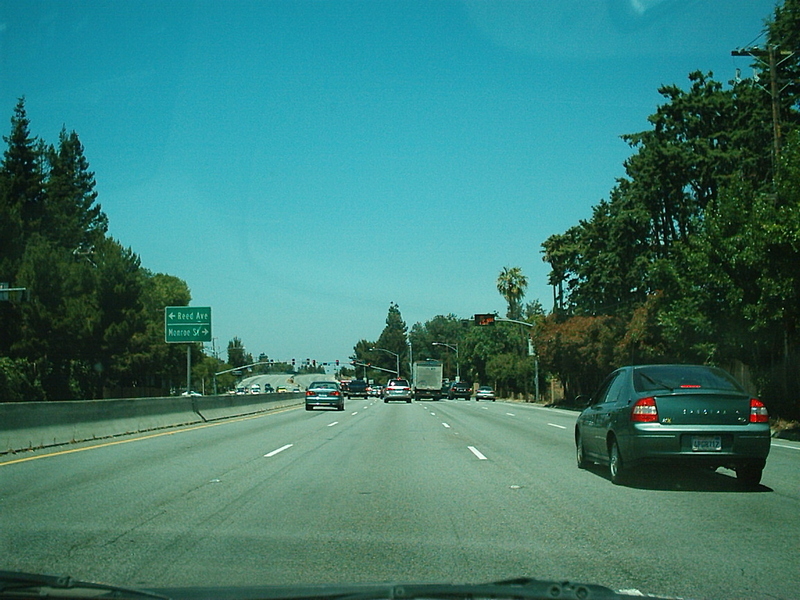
[
  {"x1": 195, "y1": 392, "x2": 303, "y2": 421},
  {"x1": 0, "y1": 393, "x2": 304, "y2": 454}
]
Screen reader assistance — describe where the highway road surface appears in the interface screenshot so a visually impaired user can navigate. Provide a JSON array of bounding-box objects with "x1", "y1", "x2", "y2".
[{"x1": 2, "y1": 398, "x2": 798, "y2": 599}]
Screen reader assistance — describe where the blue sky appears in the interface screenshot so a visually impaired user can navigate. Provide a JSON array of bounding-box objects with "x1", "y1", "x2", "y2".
[{"x1": 0, "y1": 0, "x2": 777, "y2": 364}]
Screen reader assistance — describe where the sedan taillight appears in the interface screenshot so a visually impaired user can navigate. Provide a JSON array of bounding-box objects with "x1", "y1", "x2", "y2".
[
  {"x1": 749, "y1": 398, "x2": 769, "y2": 423},
  {"x1": 631, "y1": 396, "x2": 658, "y2": 422}
]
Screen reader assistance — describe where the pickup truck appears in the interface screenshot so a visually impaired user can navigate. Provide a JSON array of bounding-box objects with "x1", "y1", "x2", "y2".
[{"x1": 345, "y1": 379, "x2": 369, "y2": 399}]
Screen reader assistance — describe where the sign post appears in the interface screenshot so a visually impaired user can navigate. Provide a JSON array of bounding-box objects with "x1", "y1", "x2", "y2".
[{"x1": 165, "y1": 306, "x2": 212, "y2": 394}]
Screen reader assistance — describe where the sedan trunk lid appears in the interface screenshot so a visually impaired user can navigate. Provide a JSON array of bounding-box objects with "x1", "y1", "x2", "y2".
[{"x1": 653, "y1": 392, "x2": 751, "y2": 426}]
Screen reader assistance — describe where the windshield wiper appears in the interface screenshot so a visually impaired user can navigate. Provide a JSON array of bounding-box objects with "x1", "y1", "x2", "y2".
[
  {"x1": 259, "y1": 578, "x2": 622, "y2": 600},
  {"x1": 637, "y1": 372, "x2": 676, "y2": 392},
  {"x1": 0, "y1": 571, "x2": 172, "y2": 600},
  {"x1": 0, "y1": 574, "x2": 632, "y2": 600}
]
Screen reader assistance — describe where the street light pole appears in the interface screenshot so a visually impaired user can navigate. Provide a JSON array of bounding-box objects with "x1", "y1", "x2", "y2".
[
  {"x1": 432, "y1": 342, "x2": 459, "y2": 382},
  {"x1": 370, "y1": 347, "x2": 400, "y2": 378}
]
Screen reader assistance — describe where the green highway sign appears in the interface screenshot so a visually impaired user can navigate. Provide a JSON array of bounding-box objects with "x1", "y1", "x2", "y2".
[{"x1": 165, "y1": 306, "x2": 212, "y2": 343}]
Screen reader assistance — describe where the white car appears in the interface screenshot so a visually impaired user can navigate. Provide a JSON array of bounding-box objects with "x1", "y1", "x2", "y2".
[
  {"x1": 383, "y1": 379, "x2": 412, "y2": 403},
  {"x1": 475, "y1": 386, "x2": 496, "y2": 401}
]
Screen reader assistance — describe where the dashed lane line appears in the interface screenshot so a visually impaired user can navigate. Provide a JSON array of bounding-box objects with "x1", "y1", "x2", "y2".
[{"x1": 264, "y1": 443, "x2": 293, "y2": 457}]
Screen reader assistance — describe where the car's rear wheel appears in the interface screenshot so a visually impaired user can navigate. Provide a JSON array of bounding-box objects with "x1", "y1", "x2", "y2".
[
  {"x1": 736, "y1": 462, "x2": 764, "y2": 486},
  {"x1": 609, "y1": 440, "x2": 625, "y2": 485}
]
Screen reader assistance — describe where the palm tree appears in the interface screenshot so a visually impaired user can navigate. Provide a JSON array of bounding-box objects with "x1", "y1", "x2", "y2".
[{"x1": 496, "y1": 266, "x2": 528, "y2": 320}]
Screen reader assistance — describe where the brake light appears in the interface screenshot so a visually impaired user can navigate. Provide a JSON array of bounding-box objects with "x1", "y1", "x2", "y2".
[
  {"x1": 331, "y1": 391, "x2": 340, "y2": 396},
  {"x1": 631, "y1": 397, "x2": 658, "y2": 422},
  {"x1": 305, "y1": 390, "x2": 314, "y2": 396},
  {"x1": 749, "y1": 398, "x2": 769, "y2": 423}
]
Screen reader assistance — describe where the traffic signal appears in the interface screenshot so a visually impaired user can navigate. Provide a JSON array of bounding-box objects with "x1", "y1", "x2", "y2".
[
  {"x1": 335, "y1": 360, "x2": 339, "y2": 366},
  {"x1": 474, "y1": 313, "x2": 496, "y2": 326}
]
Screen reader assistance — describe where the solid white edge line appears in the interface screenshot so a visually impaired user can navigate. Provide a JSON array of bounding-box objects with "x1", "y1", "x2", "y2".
[
  {"x1": 468, "y1": 446, "x2": 488, "y2": 460},
  {"x1": 264, "y1": 443, "x2": 293, "y2": 457},
  {"x1": 772, "y1": 442, "x2": 800, "y2": 450},
  {"x1": 548, "y1": 423, "x2": 567, "y2": 429}
]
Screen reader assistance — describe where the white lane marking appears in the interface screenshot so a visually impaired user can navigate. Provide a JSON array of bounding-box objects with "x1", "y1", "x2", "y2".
[
  {"x1": 351, "y1": 411, "x2": 359, "y2": 415},
  {"x1": 328, "y1": 421, "x2": 339, "y2": 427},
  {"x1": 264, "y1": 443, "x2": 293, "y2": 457},
  {"x1": 506, "y1": 412, "x2": 515, "y2": 416},
  {"x1": 548, "y1": 423, "x2": 567, "y2": 429},
  {"x1": 772, "y1": 442, "x2": 800, "y2": 451},
  {"x1": 481, "y1": 407, "x2": 489, "y2": 410},
  {"x1": 468, "y1": 446, "x2": 488, "y2": 460},
  {"x1": 442, "y1": 422, "x2": 451, "y2": 428},
  {"x1": 430, "y1": 413, "x2": 436, "y2": 416}
]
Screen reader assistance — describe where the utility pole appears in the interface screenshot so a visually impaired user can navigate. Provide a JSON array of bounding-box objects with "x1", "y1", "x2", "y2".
[{"x1": 732, "y1": 45, "x2": 795, "y2": 174}]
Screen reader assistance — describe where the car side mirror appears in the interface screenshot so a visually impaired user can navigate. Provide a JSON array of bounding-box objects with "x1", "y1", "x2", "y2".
[{"x1": 575, "y1": 394, "x2": 591, "y2": 407}]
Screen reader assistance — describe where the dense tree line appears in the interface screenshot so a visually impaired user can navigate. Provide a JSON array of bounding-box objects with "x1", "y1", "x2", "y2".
[
  {"x1": 540, "y1": 1, "x2": 800, "y2": 418},
  {"x1": 0, "y1": 99, "x2": 206, "y2": 401},
  {"x1": 354, "y1": 302, "x2": 543, "y2": 400}
]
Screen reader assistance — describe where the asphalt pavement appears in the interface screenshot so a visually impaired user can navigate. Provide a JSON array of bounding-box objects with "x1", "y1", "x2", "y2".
[{"x1": 1, "y1": 398, "x2": 798, "y2": 599}]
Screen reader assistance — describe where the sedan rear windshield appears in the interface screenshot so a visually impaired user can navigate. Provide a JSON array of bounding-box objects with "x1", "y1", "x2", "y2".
[
  {"x1": 633, "y1": 365, "x2": 743, "y2": 393},
  {"x1": 310, "y1": 382, "x2": 338, "y2": 390}
]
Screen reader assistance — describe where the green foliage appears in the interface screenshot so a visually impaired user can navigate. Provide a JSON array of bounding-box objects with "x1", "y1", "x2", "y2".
[
  {"x1": 227, "y1": 337, "x2": 252, "y2": 368},
  {"x1": 497, "y1": 266, "x2": 528, "y2": 320},
  {"x1": 0, "y1": 99, "x2": 194, "y2": 400},
  {"x1": 539, "y1": 2, "x2": 800, "y2": 417},
  {"x1": 373, "y1": 302, "x2": 408, "y2": 377},
  {"x1": 0, "y1": 356, "x2": 44, "y2": 402},
  {"x1": 408, "y1": 314, "x2": 467, "y2": 379}
]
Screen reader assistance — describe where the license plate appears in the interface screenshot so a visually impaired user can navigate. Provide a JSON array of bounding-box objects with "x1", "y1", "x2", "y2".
[{"x1": 691, "y1": 435, "x2": 722, "y2": 452}]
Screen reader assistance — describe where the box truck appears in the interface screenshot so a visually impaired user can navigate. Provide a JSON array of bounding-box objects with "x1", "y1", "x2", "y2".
[{"x1": 412, "y1": 359, "x2": 443, "y2": 401}]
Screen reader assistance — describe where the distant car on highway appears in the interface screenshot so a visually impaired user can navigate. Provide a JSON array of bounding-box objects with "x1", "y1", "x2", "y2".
[
  {"x1": 345, "y1": 379, "x2": 369, "y2": 399},
  {"x1": 575, "y1": 364, "x2": 771, "y2": 486},
  {"x1": 250, "y1": 384, "x2": 260, "y2": 394},
  {"x1": 475, "y1": 385, "x2": 496, "y2": 401},
  {"x1": 305, "y1": 381, "x2": 344, "y2": 411},
  {"x1": 276, "y1": 386, "x2": 288, "y2": 393},
  {"x1": 447, "y1": 381, "x2": 471, "y2": 400},
  {"x1": 367, "y1": 384, "x2": 383, "y2": 397},
  {"x1": 383, "y1": 378, "x2": 412, "y2": 403}
]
